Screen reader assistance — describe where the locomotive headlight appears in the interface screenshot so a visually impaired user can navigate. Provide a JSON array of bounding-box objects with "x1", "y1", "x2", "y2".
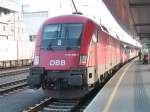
[
  {"x1": 34, "y1": 55, "x2": 40, "y2": 66},
  {"x1": 80, "y1": 55, "x2": 87, "y2": 65}
]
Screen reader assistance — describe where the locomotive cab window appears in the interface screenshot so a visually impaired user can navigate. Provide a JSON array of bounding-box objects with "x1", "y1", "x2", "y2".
[
  {"x1": 43, "y1": 24, "x2": 61, "y2": 39},
  {"x1": 42, "y1": 23, "x2": 83, "y2": 50}
]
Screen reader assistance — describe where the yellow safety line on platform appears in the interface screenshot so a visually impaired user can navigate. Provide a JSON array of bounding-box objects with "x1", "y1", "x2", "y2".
[{"x1": 102, "y1": 60, "x2": 135, "y2": 112}]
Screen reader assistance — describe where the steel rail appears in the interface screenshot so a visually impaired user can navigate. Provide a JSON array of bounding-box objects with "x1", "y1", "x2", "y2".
[
  {"x1": 0, "y1": 68, "x2": 29, "y2": 78},
  {"x1": 0, "y1": 79, "x2": 28, "y2": 94}
]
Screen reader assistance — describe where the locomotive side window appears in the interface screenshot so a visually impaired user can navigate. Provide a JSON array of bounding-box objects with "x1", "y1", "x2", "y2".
[
  {"x1": 97, "y1": 30, "x2": 101, "y2": 42},
  {"x1": 92, "y1": 34, "x2": 97, "y2": 43},
  {"x1": 92, "y1": 31, "x2": 99, "y2": 43}
]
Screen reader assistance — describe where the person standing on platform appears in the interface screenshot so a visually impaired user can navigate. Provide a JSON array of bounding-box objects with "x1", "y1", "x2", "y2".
[{"x1": 138, "y1": 51, "x2": 142, "y2": 61}]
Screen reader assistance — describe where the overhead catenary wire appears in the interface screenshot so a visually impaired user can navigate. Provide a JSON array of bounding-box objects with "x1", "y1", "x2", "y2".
[{"x1": 71, "y1": 0, "x2": 78, "y2": 12}]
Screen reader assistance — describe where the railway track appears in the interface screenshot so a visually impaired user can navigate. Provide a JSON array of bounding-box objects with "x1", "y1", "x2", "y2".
[
  {"x1": 0, "y1": 67, "x2": 29, "y2": 78},
  {"x1": 26, "y1": 98, "x2": 80, "y2": 112},
  {"x1": 24, "y1": 70, "x2": 113, "y2": 112},
  {"x1": 23, "y1": 61, "x2": 122, "y2": 112},
  {"x1": 24, "y1": 85, "x2": 104, "y2": 112},
  {"x1": 23, "y1": 63, "x2": 120, "y2": 112},
  {"x1": 0, "y1": 79, "x2": 28, "y2": 95}
]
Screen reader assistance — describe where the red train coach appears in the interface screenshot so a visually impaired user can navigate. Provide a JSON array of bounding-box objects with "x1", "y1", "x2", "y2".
[{"x1": 27, "y1": 14, "x2": 138, "y2": 98}]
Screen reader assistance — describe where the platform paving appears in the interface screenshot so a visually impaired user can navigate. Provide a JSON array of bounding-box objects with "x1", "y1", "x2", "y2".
[{"x1": 84, "y1": 59, "x2": 150, "y2": 112}]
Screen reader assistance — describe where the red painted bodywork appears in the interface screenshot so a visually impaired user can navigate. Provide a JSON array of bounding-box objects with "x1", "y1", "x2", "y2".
[
  {"x1": 40, "y1": 51, "x2": 80, "y2": 70},
  {"x1": 34, "y1": 14, "x2": 137, "y2": 71},
  {"x1": 30, "y1": 14, "x2": 139, "y2": 98},
  {"x1": 34, "y1": 15, "x2": 96, "y2": 70}
]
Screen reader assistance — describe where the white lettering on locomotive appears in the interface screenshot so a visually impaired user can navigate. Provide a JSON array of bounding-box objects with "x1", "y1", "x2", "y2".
[
  {"x1": 49, "y1": 60, "x2": 65, "y2": 66},
  {"x1": 64, "y1": 53, "x2": 79, "y2": 56}
]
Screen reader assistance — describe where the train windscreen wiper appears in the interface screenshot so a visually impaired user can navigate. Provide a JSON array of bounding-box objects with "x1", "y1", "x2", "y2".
[
  {"x1": 46, "y1": 43, "x2": 53, "y2": 50},
  {"x1": 66, "y1": 46, "x2": 72, "y2": 50}
]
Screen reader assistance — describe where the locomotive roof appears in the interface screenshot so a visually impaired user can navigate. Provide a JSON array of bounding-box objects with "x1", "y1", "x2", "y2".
[
  {"x1": 43, "y1": 14, "x2": 94, "y2": 25},
  {"x1": 42, "y1": 14, "x2": 123, "y2": 43}
]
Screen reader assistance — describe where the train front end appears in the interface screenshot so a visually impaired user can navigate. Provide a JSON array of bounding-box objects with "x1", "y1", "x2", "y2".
[{"x1": 27, "y1": 15, "x2": 91, "y2": 98}]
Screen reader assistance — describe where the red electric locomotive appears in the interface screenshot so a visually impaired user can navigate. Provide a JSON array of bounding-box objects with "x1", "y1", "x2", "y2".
[{"x1": 27, "y1": 14, "x2": 138, "y2": 98}]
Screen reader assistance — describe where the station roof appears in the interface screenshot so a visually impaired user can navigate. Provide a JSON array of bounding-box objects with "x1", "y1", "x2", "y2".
[{"x1": 103, "y1": 0, "x2": 150, "y2": 48}]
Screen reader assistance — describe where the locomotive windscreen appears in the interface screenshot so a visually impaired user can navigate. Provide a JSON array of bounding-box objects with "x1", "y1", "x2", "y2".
[{"x1": 41, "y1": 23, "x2": 83, "y2": 50}]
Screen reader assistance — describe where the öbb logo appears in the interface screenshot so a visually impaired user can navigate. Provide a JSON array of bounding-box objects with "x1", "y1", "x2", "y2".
[{"x1": 49, "y1": 60, "x2": 65, "y2": 66}]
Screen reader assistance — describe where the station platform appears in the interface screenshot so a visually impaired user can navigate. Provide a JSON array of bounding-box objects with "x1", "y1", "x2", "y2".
[{"x1": 84, "y1": 58, "x2": 150, "y2": 112}]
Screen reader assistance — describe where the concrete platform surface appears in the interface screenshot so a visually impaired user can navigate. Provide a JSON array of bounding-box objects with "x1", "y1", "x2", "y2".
[{"x1": 84, "y1": 59, "x2": 150, "y2": 112}]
